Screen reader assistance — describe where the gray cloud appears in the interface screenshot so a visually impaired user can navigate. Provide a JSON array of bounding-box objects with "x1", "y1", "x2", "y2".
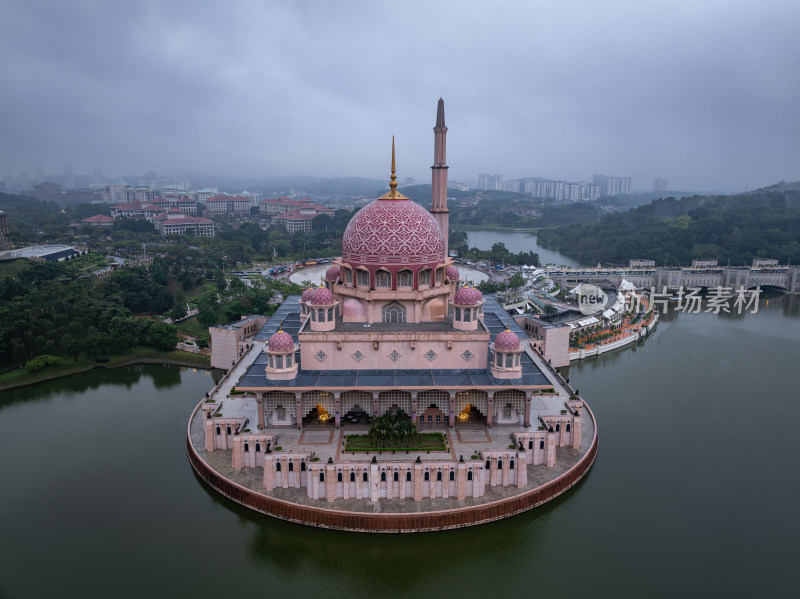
[{"x1": 1, "y1": 0, "x2": 798, "y2": 191}]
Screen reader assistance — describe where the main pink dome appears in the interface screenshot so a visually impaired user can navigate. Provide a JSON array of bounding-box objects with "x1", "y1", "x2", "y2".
[
  {"x1": 495, "y1": 330, "x2": 521, "y2": 351},
  {"x1": 307, "y1": 287, "x2": 336, "y2": 305},
  {"x1": 342, "y1": 197, "x2": 445, "y2": 267},
  {"x1": 268, "y1": 330, "x2": 294, "y2": 352},
  {"x1": 454, "y1": 287, "x2": 482, "y2": 305}
]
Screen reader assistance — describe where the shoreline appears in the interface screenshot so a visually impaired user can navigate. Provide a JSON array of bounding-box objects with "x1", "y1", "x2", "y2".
[{"x1": 0, "y1": 353, "x2": 212, "y2": 392}]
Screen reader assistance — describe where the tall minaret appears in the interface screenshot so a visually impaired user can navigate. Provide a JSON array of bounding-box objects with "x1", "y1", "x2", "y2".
[{"x1": 430, "y1": 98, "x2": 450, "y2": 257}]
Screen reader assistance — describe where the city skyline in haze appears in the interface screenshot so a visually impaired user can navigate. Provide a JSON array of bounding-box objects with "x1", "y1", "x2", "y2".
[{"x1": 1, "y1": 1, "x2": 798, "y2": 193}]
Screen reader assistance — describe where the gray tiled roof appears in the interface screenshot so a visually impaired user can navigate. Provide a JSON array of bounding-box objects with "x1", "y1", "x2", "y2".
[{"x1": 237, "y1": 295, "x2": 550, "y2": 390}]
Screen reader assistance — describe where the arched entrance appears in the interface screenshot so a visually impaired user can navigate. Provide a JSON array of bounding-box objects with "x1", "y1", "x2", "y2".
[{"x1": 454, "y1": 390, "x2": 488, "y2": 426}]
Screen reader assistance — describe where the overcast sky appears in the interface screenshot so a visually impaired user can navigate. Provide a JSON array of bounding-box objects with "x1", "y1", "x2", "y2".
[{"x1": 1, "y1": 0, "x2": 798, "y2": 192}]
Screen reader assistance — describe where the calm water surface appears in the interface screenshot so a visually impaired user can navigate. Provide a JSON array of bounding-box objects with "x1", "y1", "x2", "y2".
[
  {"x1": 465, "y1": 230, "x2": 582, "y2": 266},
  {"x1": 1, "y1": 299, "x2": 798, "y2": 598}
]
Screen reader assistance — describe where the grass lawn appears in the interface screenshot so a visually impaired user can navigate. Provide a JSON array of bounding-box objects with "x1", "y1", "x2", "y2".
[
  {"x1": 0, "y1": 347, "x2": 210, "y2": 390},
  {"x1": 0, "y1": 258, "x2": 28, "y2": 278},
  {"x1": 344, "y1": 432, "x2": 448, "y2": 452},
  {"x1": 173, "y1": 315, "x2": 209, "y2": 338}
]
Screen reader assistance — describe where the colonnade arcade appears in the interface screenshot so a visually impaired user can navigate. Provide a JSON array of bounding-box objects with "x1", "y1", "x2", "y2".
[{"x1": 256, "y1": 387, "x2": 535, "y2": 429}]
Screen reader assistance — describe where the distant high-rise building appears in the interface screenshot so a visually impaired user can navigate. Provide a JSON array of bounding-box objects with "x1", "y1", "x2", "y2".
[
  {"x1": 478, "y1": 173, "x2": 503, "y2": 191},
  {"x1": 653, "y1": 178, "x2": 668, "y2": 192},
  {"x1": 63, "y1": 161, "x2": 75, "y2": 189},
  {"x1": 593, "y1": 174, "x2": 631, "y2": 196},
  {"x1": 93, "y1": 168, "x2": 103, "y2": 184}
]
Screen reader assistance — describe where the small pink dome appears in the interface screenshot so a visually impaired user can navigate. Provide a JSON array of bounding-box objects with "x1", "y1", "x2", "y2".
[
  {"x1": 301, "y1": 288, "x2": 315, "y2": 302},
  {"x1": 454, "y1": 287, "x2": 482, "y2": 305},
  {"x1": 325, "y1": 265, "x2": 341, "y2": 281},
  {"x1": 307, "y1": 287, "x2": 336, "y2": 305},
  {"x1": 446, "y1": 266, "x2": 460, "y2": 280},
  {"x1": 495, "y1": 329, "x2": 520, "y2": 352},
  {"x1": 268, "y1": 330, "x2": 294, "y2": 352}
]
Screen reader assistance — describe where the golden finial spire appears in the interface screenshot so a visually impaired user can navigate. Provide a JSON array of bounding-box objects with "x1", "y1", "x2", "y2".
[
  {"x1": 378, "y1": 136, "x2": 410, "y2": 201},
  {"x1": 389, "y1": 135, "x2": 398, "y2": 198}
]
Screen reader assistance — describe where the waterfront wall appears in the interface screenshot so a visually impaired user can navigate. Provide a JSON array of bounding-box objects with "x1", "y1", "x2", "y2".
[
  {"x1": 186, "y1": 400, "x2": 598, "y2": 533},
  {"x1": 570, "y1": 313, "x2": 658, "y2": 361}
]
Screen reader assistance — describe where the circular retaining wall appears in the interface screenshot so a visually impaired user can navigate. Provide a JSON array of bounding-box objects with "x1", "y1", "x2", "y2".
[{"x1": 186, "y1": 402, "x2": 598, "y2": 533}]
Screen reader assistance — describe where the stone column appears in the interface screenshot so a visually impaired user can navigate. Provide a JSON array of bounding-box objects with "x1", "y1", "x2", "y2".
[
  {"x1": 456, "y1": 462, "x2": 467, "y2": 500},
  {"x1": 334, "y1": 394, "x2": 341, "y2": 429},
  {"x1": 487, "y1": 395, "x2": 494, "y2": 428},
  {"x1": 232, "y1": 437, "x2": 242, "y2": 470},
  {"x1": 546, "y1": 433, "x2": 556, "y2": 467},
  {"x1": 257, "y1": 395, "x2": 265, "y2": 429},
  {"x1": 370, "y1": 463, "x2": 380, "y2": 502},
  {"x1": 414, "y1": 463, "x2": 423, "y2": 501},
  {"x1": 326, "y1": 464, "x2": 336, "y2": 502},
  {"x1": 204, "y1": 419, "x2": 215, "y2": 452},
  {"x1": 295, "y1": 395, "x2": 303, "y2": 430},
  {"x1": 516, "y1": 453, "x2": 527, "y2": 488},
  {"x1": 263, "y1": 456, "x2": 275, "y2": 491},
  {"x1": 449, "y1": 394, "x2": 455, "y2": 429},
  {"x1": 572, "y1": 415, "x2": 582, "y2": 449},
  {"x1": 524, "y1": 395, "x2": 531, "y2": 427}
]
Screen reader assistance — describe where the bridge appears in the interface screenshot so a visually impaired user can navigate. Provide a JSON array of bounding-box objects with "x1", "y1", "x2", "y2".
[{"x1": 546, "y1": 266, "x2": 800, "y2": 294}]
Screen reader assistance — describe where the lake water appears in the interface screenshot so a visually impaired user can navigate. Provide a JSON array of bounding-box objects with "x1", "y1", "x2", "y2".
[
  {"x1": 465, "y1": 230, "x2": 582, "y2": 267},
  {"x1": 1, "y1": 294, "x2": 798, "y2": 598}
]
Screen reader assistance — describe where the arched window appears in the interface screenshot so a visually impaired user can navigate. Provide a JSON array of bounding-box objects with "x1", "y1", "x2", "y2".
[
  {"x1": 510, "y1": 460, "x2": 515, "y2": 470},
  {"x1": 556, "y1": 423, "x2": 560, "y2": 432},
  {"x1": 505, "y1": 354, "x2": 513, "y2": 368},
  {"x1": 539, "y1": 440, "x2": 545, "y2": 450},
  {"x1": 566, "y1": 423, "x2": 571, "y2": 432},
  {"x1": 393, "y1": 471, "x2": 399, "y2": 482},
  {"x1": 226, "y1": 426, "x2": 231, "y2": 435},
  {"x1": 382, "y1": 301, "x2": 406, "y2": 323},
  {"x1": 418, "y1": 269, "x2": 431, "y2": 287},
  {"x1": 436, "y1": 471, "x2": 442, "y2": 481},
  {"x1": 497, "y1": 460, "x2": 503, "y2": 469},
  {"x1": 288, "y1": 462, "x2": 294, "y2": 471},
  {"x1": 381, "y1": 472, "x2": 386, "y2": 482},
  {"x1": 216, "y1": 426, "x2": 220, "y2": 435},
  {"x1": 406, "y1": 471, "x2": 411, "y2": 482},
  {"x1": 286, "y1": 354, "x2": 292, "y2": 367},
  {"x1": 424, "y1": 471, "x2": 430, "y2": 481},
  {"x1": 337, "y1": 472, "x2": 343, "y2": 482},
  {"x1": 467, "y1": 470, "x2": 473, "y2": 481},
  {"x1": 455, "y1": 307, "x2": 462, "y2": 321},
  {"x1": 344, "y1": 268, "x2": 352, "y2": 285},
  {"x1": 327, "y1": 307, "x2": 334, "y2": 320},
  {"x1": 310, "y1": 309, "x2": 316, "y2": 321},
  {"x1": 514, "y1": 354, "x2": 520, "y2": 366},
  {"x1": 268, "y1": 355, "x2": 274, "y2": 368},
  {"x1": 276, "y1": 462, "x2": 281, "y2": 472},
  {"x1": 256, "y1": 442, "x2": 261, "y2": 452},
  {"x1": 276, "y1": 355, "x2": 283, "y2": 369},
  {"x1": 357, "y1": 269, "x2": 370, "y2": 288},
  {"x1": 300, "y1": 461, "x2": 306, "y2": 471},
  {"x1": 350, "y1": 471, "x2": 355, "y2": 482},
  {"x1": 397, "y1": 269, "x2": 413, "y2": 287},
  {"x1": 363, "y1": 472, "x2": 368, "y2": 482},
  {"x1": 485, "y1": 460, "x2": 491, "y2": 469},
  {"x1": 319, "y1": 472, "x2": 324, "y2": 482},
  {"x1": 528, "y1": 440, "x2": 533, "y2": 449},
  {"x1": 449, "y1": 470, "x2": 455, "y2": 481},
  {"x1": 376, "y1": 270, "x2": 390, "y2": 287},
  {"x1": 318, "y1": 308, "x2": 325, "y2": 322},
  {"x1": 436, "y1": 268, "x2": 443, "y2": 285}
]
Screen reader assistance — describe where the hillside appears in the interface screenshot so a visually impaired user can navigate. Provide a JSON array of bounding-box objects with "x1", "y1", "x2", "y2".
[{"x1": 536, "y1": 185, "x2": 800, "y2": 266}]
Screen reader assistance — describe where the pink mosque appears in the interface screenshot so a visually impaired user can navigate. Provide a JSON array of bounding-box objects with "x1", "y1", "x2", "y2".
[{"x1": 188, "y1": 100, "x2": 598, "y2": 532}]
